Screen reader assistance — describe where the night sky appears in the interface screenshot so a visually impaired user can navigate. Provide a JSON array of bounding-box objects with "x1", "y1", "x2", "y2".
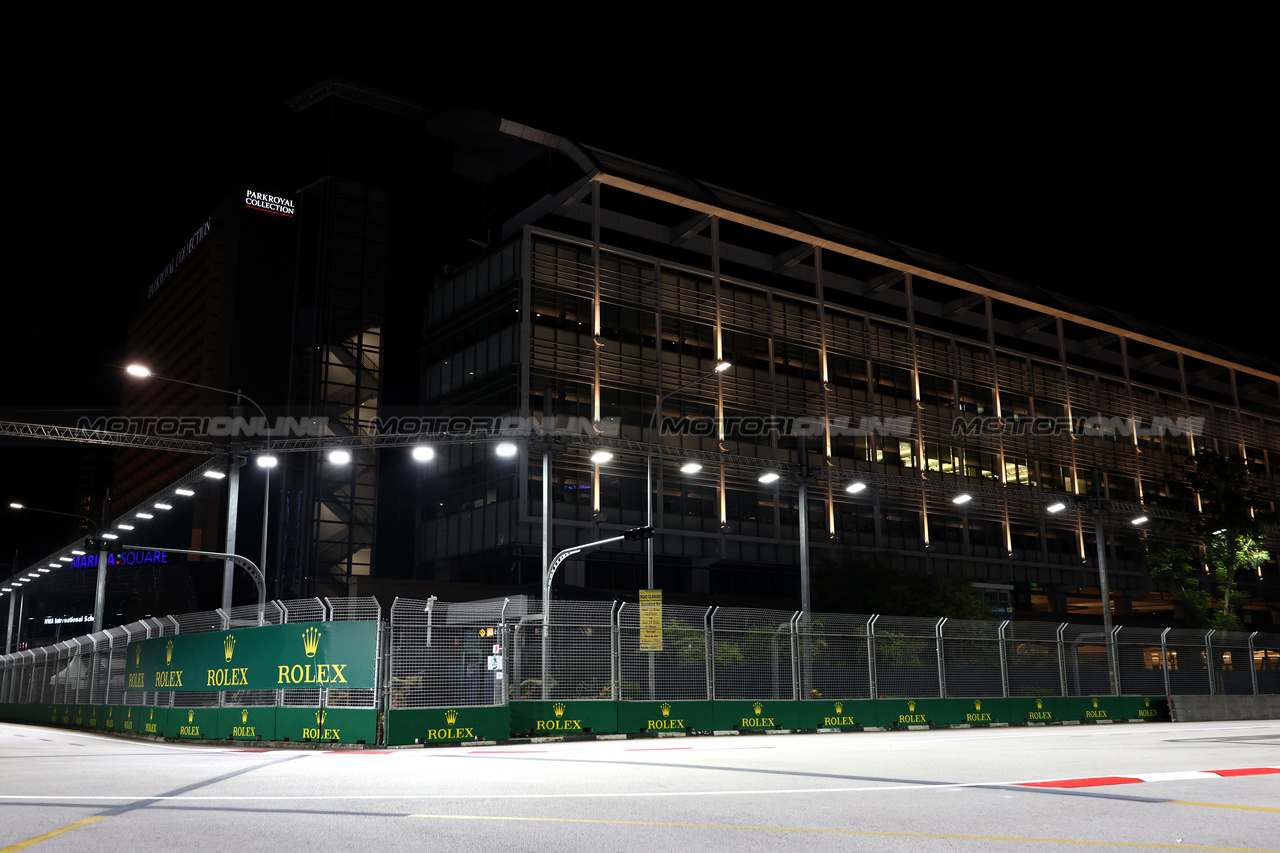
[{"x1": 5, "y1": 43, "x2": 1272, "y2": 582}]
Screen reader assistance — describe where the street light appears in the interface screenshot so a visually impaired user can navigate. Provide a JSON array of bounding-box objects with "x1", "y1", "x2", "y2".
[
  {"x1": 8, "y1": 501, "x2": 111, "y2": 634},
  {"x1": 127, "y1": 364, "x2": 274, "y2": 610},
  {"x1": 646, "y1": 360, "x2": 730, "y2": 589}
]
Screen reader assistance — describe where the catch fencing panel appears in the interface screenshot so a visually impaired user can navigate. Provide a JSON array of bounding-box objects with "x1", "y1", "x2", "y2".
[
  {"x1": 1256, "y1": 632, "x2": 1280, "y2": 694},
  {"x1": 802, "y1": 613, "x2": 872, "y2": 700},
  {"x1": 280, "y1": 599, "x2": 328, "y2": 707},
  {"x1": 1209, "y1": 630, "x2": 1256, "y2": 695},
  {"x1": 512, "y1": 601, "x2": 615, "y2": 701},
  {"x1": 169, "y1": 609, "x2": 226, "y2": 710},
  {"x1": 1165, "y1": 628, "x2": 1213, "y2": 694},
  {"x1": 941, "y1": 618, "x2": 1003, "y2": 697},
  {"x1": 324, "y1": 597, "x2": 381, "y2": 709},
  {"x1": 711, "y1": 607, "x2": 797, "y2": 700},
  {"x1": 389, "y1": 597, "x2": 514, "y2": 709},
  {"x1": 617, "y1": 602, "x2": 710, "y2": 701},
  {"x1": 872, "y1": 616, "x2": 941, "y2": 699},
  {"x1": 1114, "y1": 627, "x2": 1169, "y2": 696},
  {"x1": 1004, "y1": 621, "x2": 1064, "y2": 698},
  {"x1": 1062, "y1": 623, "x2": 1113, "y2": 696}
]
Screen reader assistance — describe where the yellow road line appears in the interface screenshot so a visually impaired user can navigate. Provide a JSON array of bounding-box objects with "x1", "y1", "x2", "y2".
[
  {"x1": 0, "y1": 816, "x2": 106, "y2": 853},
  {"x1": 406, "y1": 814, "x2": 1279, "y2": 851},
  {"x1": 1168, "y1": 800, "x2": 1280, "y2": 813}
]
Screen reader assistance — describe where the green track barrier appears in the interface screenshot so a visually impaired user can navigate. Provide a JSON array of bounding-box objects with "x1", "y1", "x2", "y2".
[
  {"x1": 617, "y1": 700, "x2": 713, "y2": 734},
  {"x1": 711, "y1": 699, "x2": 800, "y2": 731},
  {"x1": 509, "y1": 700, "x2": 618, "y2": 735},
  {"x1": 799, "y1": 698, "x2": 877, "y2": 729},
  {"x1": 386, "y1": 706, "x2": 510, "y2": 745},
  {"x1": 275, "y1": 707, "x2": 377, "y2": 744}
]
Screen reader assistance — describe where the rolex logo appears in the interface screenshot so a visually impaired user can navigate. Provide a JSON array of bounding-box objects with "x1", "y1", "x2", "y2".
[
  {"x1": 1144, "y1": 698, "x2": 1150, "y2": 707},
  {"x1": 445, "y1": 709, "x2": 458, "y2": 725},
  {"x1": 908, "y1": 700, "x2": 916, "y2": 712},
  {"x1": 241, "y1": 709, "x2": 249, "y2": 724},
  {"x1": 661, "y1": 703, "x2": 671, "y2": 717},
  {"x1": 166, "y1": 639, "x2": 174, "y2": 665},
  {"x1": 974, "y1": 700, "x2": 982, "y2": 711},
  {"x1": 108, "y1": 707, "x2": 113, "y2": 717},
  {"x1": 135, "y1": 645, "x2": 141, "y2": 666},
  {"x1": 149, "y1": 709, "x2": 154, "y2": 720},
  {"x1": 1036, "y1": 699, "x2": 1043, "y2": 709},
  {"x1": 1092, "y1": 698, "x2": 1099, "y2": 708},
  {"x1": 834, "y1": 702, "x2": 843, "y2": 714},
  {"x1": 553, "y1": 702, "x2": 565, "y2": 718},
  {"x1": 302, "y1": 626, "x2": 322, "y2": 658},
  {"x1": 316, "y1": 709, "x2": 326, "y2": 726},
  {"x1": 187, "y1": 710, "x2": 194, "y2": 723},
  {"x1": 224, "y1": 634, "x2": 236, "y2": 662},
  {"x1": 128, "y1": 708, "x2": 132, "y2": 719},
  {"x1": 753, "y1": 702, "x2": 762, "y2": 715}
]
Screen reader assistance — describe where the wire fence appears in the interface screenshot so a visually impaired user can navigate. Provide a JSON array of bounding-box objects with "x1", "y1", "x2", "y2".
[{"x1": 5, "y1": 598, "x2": 1280, "y2": 716}]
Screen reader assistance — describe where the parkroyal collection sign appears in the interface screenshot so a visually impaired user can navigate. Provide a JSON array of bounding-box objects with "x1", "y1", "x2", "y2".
[{"x1": 125, "y1": 621, "x2": 376, "y2": 692}]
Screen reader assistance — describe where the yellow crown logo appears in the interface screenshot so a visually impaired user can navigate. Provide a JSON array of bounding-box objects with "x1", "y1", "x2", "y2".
[
  {"x1": 187, "y1": 710, "x2": 194, "y2": 723},
  {"x1": 1036, "y1": 699, "x2": 1043, "y2": 709},
  {"x1": 108, "y1": 707, "x2": 113, "y2": 717},
  {"x1": 445, "y1": 709, "x2": 458, "y2": 725},
  {"x1": 1092, "y1": 698, "x2": 1099, "y2": 708},
  {"x1": 553, "y1": 702, "x2": 565, "y2": 717},
  {"x1": 1144, "y1": 698, "x2": 1150, "y2": 707},
  {"x1": 974, "y1": 700, "x2": 982, "y2": 711},
  {"x1": 753, "y1": 702, "x2": 762, "y2": 715},
  {"x1": 224, "y1": 634, "x2": 236, "y2": 662},
  {"x1": 128, "y1": 708, "x2": 132, "y2": 718},
  {"x1": 149, "y1": 709, "x2": 154, "y2": 720},
  {"x1": 661, "y1": 703, "x2": 671, "y2": 717},
  {"x1": 135, "y1": 645, "x2": 141, "y2": 666},
  {"x1": 316, "y1": 709, "x2": 326, "y2": 726},
  {"x1": 302, "y1": 626, "x2": 322, "y2": 658},
  {"x1": 908, "y1": 700, "x2": 916, "y2": 712},
  {"x1": 834, "y1": 702, "x2": 843, "y2": 714},
  {"x1": 166, "y1": 639, "x2": 174, "y2": 665},
  {"x1": 241, "y1": 709, "x2": 249, "y2": 723}
]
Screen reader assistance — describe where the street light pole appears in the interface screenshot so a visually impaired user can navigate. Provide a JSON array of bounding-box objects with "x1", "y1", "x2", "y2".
[
  {"x1": 8, "y1": 502, "x2": 111, "y2": 633},
  {"x1": 646, "y1": 361, "x2": 730, "y2": 589},
  {"x1": 126, "y1": 366, "x2": 275, "y2": 610}
]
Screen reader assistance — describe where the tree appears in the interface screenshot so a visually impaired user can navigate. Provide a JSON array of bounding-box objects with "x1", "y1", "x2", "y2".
[
  {"x1": 1182, "y1": 451, "x2": 1269, "y2": 630},
  {"x1": 1145, "y1": 451, "x2": 1273, "y2": 630}
]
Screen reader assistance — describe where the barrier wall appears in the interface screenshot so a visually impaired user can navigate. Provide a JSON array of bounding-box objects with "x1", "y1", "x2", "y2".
[{"x1": 4, "y1": 595, "x2": 1276, "y2": 747}]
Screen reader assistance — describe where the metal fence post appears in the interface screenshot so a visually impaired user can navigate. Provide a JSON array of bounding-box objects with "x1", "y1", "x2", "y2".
[
  {"x1": 867, "y1": 614, "x2": 879, "y2": 699},
  {"x1": 1248, "y1": 631, "x2": 1258, "y2": 696},
  {"x1": 1160, "y1": 627, "x2": 1172, "y2": 696},
  {"x1": 1056, "y1": 623, "x2": 1067, "y2": 697},
  {"x1": 706, "y1": 607, "x2": 717, "y2": 701},
  {"x1": 935, "y1": 618, "x2": 947, "y2": 699},
  {"x1": 1205, "y1": 630, "x2": 1216, "y2": 696},
  {"x1": 997, "y1": 620, "x2": 1010, "y2": 698}
]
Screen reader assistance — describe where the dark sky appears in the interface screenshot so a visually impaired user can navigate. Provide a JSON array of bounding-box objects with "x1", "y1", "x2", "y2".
[{"x1": 4, "y1": 41, "x2": 1272, "y2": 571}]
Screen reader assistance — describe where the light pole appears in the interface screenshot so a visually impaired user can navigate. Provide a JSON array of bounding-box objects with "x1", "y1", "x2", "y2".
[
  {"x1": 126, "y1": 365, "x2": 276, "y2": 611},
  {"x1": 646, "y1": 361, "x2": 729, "y2": 589},
  {"x1": 8, "y1": 501, "x2": 113, "y2": 633}
]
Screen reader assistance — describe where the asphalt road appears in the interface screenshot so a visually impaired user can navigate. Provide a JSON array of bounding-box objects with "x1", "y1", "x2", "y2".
[{"x1": 2, "y1": 720, "x2": 1277, "y2": 852}]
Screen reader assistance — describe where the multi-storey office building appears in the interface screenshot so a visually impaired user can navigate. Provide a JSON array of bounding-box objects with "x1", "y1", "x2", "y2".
[{"x1": 414, "y1": 112, "x2": 1279, "y2": 624}]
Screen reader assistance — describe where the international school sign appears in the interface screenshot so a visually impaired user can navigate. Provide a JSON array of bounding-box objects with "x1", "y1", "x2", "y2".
[{"x1": 125, "y1": 621, "x2": 376, "y2": 692}]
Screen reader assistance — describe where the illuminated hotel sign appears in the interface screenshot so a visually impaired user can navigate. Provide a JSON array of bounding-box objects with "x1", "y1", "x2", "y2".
[
  {"x1": 148, "y1": 218, "x2": 212, "y2": 300},
  {"x1": 245, "y1": 189, "x2": 294, "y2": 217},
  {"x1": 64, "y1": 550, "x2": 170, "y2": 570}
]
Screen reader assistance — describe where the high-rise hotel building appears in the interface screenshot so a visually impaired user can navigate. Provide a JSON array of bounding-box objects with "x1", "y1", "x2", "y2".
[{"x1": 413, "y1": 111, "x2": 1279, "y2": 623}]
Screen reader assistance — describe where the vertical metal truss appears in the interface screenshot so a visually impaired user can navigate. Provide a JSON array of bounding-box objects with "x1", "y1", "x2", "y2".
[
  {"x1": 617, "y1": 602, "x2": 711, "y2": 701},
  {"x1": 800, "y1": 613, "x2": 873, "y2": 700},
  {"x1": 709, "y1": 607, "x2": 798, "y2": 701},
  {"x1": 388, "y1": 597, "x2": 516, "y2": 710}
]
